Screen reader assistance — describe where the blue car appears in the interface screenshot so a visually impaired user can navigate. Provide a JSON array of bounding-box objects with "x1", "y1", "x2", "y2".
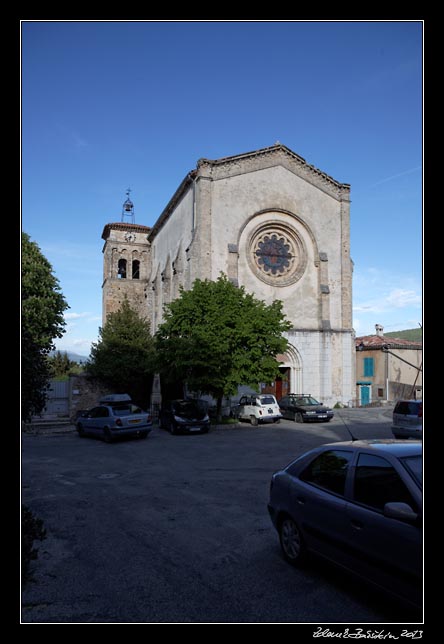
[
  {"x1": 76, "y1": 394, "x2": 152, "y2": 442},
  {"x1": 268, "y1": 440, "x2": 422, "y2": 608}
]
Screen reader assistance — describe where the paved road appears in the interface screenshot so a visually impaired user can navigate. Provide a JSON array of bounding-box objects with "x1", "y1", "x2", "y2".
[{"x1": 21, "y1": 407, "x2": 422, "y2": 624}]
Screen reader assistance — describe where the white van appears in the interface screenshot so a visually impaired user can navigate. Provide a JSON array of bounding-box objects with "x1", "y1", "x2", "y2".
[{"x1": 235, "y1": 394, "x2": 282, "y2": 426}]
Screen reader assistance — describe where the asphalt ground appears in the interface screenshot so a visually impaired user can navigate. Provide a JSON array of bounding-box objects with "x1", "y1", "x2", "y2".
[{"x1": 21, "y1": 406, "x2": 424, "y2": 625}]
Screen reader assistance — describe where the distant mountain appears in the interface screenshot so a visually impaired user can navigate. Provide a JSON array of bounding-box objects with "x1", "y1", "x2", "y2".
[
  {"x1": 384, "y1": 328, "x2": 422, "y2": 343},
  {"x1": 50, "y1": 350, "x2": 89, "y2": 363}
]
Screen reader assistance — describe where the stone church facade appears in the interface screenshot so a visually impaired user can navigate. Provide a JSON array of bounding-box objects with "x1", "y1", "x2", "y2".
[{"x1": 102, "y1": 143, "x2": 355, "y2": 406}]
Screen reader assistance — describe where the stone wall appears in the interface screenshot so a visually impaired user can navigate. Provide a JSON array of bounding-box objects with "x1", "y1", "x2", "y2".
[{"x1": 68, "y1": 373, "x2": 113, "y2": 421}]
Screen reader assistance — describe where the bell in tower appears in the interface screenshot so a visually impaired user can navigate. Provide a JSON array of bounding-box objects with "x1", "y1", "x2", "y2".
[{"x1": 121, "y1": 188, "x2": 135, "y2": 224}]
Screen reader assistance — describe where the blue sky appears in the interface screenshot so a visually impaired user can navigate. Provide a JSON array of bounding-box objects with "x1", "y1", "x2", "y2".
[{"x1": 21, "y1": 20, "x2": 423, "y2": 356}]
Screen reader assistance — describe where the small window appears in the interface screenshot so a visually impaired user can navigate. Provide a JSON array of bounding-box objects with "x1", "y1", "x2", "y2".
[
  {"x1": 377, "y1": 388, "x2": 384, "y2": 398},
  {"x1": 300, "y1": 450, "x2": 353, "y2": 496},
  {"x1": 132, "y1": 260, "x2": 140, "y2": 279},
  {"x1": 117, "y1": 259, "x2": 127, "y2": 279},
  {"x1": 90, "y1": 406, "x2": 109, "y2": 418},
  {"x1": 259, "y1": 396, "x2": 276, "y2": 405},
  {"x1": 401, "y1": 455, "x2": 423, "y2": 486},
  {"x1": 112, "y1": 404, "x2": 132, "y2": 416},
  {"x1": 353, "y1": 453, "x2": 417, "y2": 512},
  {"x1": 394, "y1": 401, "x2": 408, "y2": 414},
  {"x1": 363, "y1": 357, "x2": 374, "y2": 377}
]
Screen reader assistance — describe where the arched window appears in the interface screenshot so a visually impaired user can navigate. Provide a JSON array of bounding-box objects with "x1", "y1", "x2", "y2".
[
  {"x1": 132, "y1": 260, "x2": 140, "y2": 279},
  {"x1": 117, "y1": 258, "x2": 127, "y2": 279}
]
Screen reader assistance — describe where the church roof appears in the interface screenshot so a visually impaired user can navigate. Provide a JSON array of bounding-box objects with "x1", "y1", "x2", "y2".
[
  {"x1": 197, "y1": 143, "x2": 349, "y2": 191},
  {"x1": 148, "y1": 143, "x2": 350, "y2": 241}
]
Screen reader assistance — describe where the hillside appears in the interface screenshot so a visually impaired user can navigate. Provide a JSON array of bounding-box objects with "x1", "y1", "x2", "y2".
[
  {"x1": 384, "y1": 328, "x2": 422, "y2": 343},
  {"x1": 50, "y1": 350, "x2": 89, "y2": 363}
]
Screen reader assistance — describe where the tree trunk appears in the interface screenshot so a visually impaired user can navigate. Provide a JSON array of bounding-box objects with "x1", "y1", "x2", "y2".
[{"x1": 216, "y1": 395, "x2": 223, "y2": 423}]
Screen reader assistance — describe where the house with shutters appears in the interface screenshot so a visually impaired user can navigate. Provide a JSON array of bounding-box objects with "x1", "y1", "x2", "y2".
[{"x1": 355, "y1": 324, "x2": 422, "y2": 405}]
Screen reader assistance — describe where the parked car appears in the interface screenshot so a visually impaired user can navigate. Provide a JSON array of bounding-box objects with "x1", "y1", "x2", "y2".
[
  {"x1": 233, "y1": 394, "x2": 282, "y2": 425},
  {"x1": 278, "y1": 394, "x2": 334, "y2": 423},
  {"x1": 392, "y1": 399, "x2": 423, "y2": 439},
  {"x1": 268, "y1": 439, "x2": 422, "y2": 608},
  {"x1": 76, "y1": 394, "x2": 152, "y2": 442},
  {"x1": 159, "y1": 399, "x2": 210, "y2": 434}
]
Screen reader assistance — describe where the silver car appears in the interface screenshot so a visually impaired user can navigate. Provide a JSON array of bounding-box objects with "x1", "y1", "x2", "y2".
[
  {"x1": 76, "y1": 394, "x2": 152, "y2": 442},
  {"x1": 268, "y1": 440, "x2": 422, "y2": 608},
  {"x1": 392, "y1": 400, "x2": 423, "y2": 439}
]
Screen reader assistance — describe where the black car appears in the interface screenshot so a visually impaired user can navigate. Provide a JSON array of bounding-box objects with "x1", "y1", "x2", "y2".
[
  {"x1": 278, "y1": 394, "x2": 334, "y2": 423},
  {"x1": 159, "y1": 399, "x2": 211, "y2": 434}
]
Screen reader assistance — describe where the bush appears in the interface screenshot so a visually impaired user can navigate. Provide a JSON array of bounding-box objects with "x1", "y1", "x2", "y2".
[{"x1": 22, "y1": 505, "x2": 46, "y2": 584}]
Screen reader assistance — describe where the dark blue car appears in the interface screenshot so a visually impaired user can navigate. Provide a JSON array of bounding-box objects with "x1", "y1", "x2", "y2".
[{"x1": 268, "y1": 439, "x2": 422, "y2": 608}]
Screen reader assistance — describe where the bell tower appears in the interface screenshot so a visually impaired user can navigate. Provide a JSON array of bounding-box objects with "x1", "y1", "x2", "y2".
[{"x1": 101, "y1": 190, "x2": 151, "y2": 324}]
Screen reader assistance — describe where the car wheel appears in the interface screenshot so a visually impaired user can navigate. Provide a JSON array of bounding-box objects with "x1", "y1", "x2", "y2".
[
  {"x1": 139, "y1": 432, "x2": 148, "y2": 439},
  {"x1": 279, "y1": 516, "x2": 307, "y2": 566},
  {"x1": 295, "y1": 412, "x2": 304, "y2": 423},
  {"x1": 274, "y1": 418, "x2": 281, "y2": 424},
  {"x1": 250, "y1": 415, "x2": 258, "y2": 426},
  {"x1": 76, "y1": 423, "x2": 85, "y2": 437},
  {"x1": 393, "y1": 433, "x2": 402, "y2": 439},
  {"x1": 103, "y1": 428, "x2": 113, "y2": 443}
]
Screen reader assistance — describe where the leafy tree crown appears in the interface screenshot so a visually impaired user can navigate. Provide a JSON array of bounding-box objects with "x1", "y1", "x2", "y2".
[{"x1": 155, "y1": 274, "x2": 291, "y2": 403}]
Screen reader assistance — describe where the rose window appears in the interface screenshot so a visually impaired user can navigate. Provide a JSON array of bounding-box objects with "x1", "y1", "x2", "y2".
[
  {"x1": 248, "y1": 222, "x2": 307, "y2": 286},
  {"x1": 255, "y1": 234, "x2": 293, "y2": 275}
]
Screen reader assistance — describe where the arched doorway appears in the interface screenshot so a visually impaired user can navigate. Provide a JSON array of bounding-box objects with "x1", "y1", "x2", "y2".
[{"x1": 260, "y1": 343, "x2": 302, "y2": 399}]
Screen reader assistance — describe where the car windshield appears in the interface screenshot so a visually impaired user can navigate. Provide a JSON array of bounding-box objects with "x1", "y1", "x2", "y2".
[
  {"x1": 173, "y1": 401, "x2": 202, "y2": 417},
  {"x1": 293, "y1": 396, "x2": 320, "y2": 406},
  {"x1": 400, "y1": 455, "x2": 422, "y2": 487}
]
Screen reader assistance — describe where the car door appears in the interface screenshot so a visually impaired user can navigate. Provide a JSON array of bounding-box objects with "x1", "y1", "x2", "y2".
[
  {"x1": 86, "y1": 406, "x2": 109, "y2": 435},
  {"x1": 289, "y1": 449, "x2": 354, "y2": 562},
  {"x1": 279, "y1": 396, "x2": 290, "y2": 419},
  {"x1": 344, "y1": 452, "x2": 422, "y2": 605},
  {"x1": 81, "y1": 407, "x2": 100, "y2": 433},
  {"x1": 238, "y1": 396, "x2": 249, "y2": 420}
]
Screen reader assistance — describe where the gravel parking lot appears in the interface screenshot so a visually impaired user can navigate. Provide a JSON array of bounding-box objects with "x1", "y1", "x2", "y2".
[{"x1": 21, "y1": 407, "x2": 423, "y2": 624}]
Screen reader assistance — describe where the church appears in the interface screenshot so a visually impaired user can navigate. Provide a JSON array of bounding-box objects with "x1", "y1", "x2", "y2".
[{"x1": 101, "y1": 143, "x2": 355, "y2": 407}]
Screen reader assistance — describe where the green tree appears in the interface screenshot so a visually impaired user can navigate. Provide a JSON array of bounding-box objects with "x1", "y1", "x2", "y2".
[
  {"x1": 21, "y1": 232, "x2": 69, "y2": 420},
  {"x1": 86, "y1": 297, "x2": 155, "y2": 408},
  {"x1": 155, "y1": 274, "x2": 292, "y2": 419},
  {"x1": 47, "y1": 350, "x2": 80, "y2": 379}
]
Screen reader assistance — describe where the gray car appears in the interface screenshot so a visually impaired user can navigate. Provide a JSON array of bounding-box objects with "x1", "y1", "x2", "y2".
[
  {"x1": 268, "y1": 440, "x2": 422, "y2": 608},
  {"x1": 392, "y1": 400, "x2": 423, "y2": 439},
  {"x1": 76, "y1": 394, "x2": 153, "y2": 442}
]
